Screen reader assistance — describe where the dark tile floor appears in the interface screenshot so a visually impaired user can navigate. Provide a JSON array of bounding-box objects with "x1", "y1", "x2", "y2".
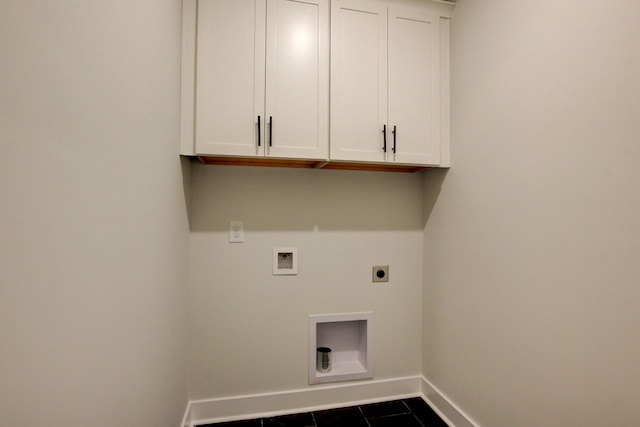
[{"x1": 198, "y1": 397, "x2": 448, "y2": 427}]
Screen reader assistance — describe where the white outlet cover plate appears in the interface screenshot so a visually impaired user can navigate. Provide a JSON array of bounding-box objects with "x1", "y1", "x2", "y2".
[{"x1": 229, "y1": 221, "x2": 244, "y2": 243}]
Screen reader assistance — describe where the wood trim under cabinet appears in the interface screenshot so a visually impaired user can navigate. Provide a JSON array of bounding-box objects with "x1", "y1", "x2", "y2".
[
  {"x1": 196, "y1": 156, "x2": 431, "y2": 173},
  {"x1": 197, "y1": 156, "x2": 326, "y2": 169},
  {"x1": 320, "y1": 161, "x2": 430, "y2": 173}
]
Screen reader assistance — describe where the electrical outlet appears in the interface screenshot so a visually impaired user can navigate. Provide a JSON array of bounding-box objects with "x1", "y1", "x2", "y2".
[
  {"x1": 229, "y1": 221, "x2": 244, "y2": 243},
  {"x1": 372, "y1": 265, "x2": 389, "y2": 283}
]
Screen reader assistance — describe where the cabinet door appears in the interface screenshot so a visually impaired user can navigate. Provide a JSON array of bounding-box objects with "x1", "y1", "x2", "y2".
[
  {"x1": 265, "y1": 0, "x2": 329, "y2": 160},
  {"x1": 195, "y1": 0, "x2": 266, "y2": 156},
  {"x1": 388, "y1": 7, "x2": 441, "y2": 165},
  {"x1": 330, "y1": 0, "x2": 387, "y2": 162}
]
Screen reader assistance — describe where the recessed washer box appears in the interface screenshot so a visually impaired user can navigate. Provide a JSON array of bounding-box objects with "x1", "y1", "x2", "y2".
[
  {"x1": 308, "y1": 312, "x2": 373, "y2": 385},
  {"x1": 273, "y1": 247, "x2": 297, "y2": 275}
]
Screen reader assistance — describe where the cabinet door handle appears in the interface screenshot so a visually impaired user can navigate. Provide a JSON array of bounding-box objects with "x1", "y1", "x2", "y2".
[
  {"x1": 269, "y1": 116, "x2": 273, "y2": 147},
  {"x1": 382, "y1": 125, "x2": 387, "y2": 153},
  {"x1": 392, "y1": 125, "x2": 397, "y2": 154},
  {"x1": 257, "y1": 115, "x2": 261, "y2": 147}
]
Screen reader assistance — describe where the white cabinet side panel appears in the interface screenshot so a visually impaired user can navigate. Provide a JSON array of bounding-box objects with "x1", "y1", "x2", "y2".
[
  {"x1": 439, "y1": 16, "x2": 451, "y2": 168},
  {"x1": 180, "y1": 0, "x2": 197, "y2": 155}
]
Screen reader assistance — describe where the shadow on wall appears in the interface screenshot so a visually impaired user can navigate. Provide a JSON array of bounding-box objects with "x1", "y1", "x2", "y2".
[
  {"x1": 181, "y1": 156, "x2": 193, "y2": 228},
  {"x1": 186, "y1": 161, "x2": 436, "y2": 233},
  {"x1": 423, "y1": 168, "x2": 448, "y2": 227}
]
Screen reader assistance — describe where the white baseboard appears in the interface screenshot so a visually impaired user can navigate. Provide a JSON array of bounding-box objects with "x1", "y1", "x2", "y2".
[
  {"x1": 183, "y1": 376, "x2": 421, "y2": 426},
  {"x1": 181, "y1": 375, "x2": 478, "y2": 427},
  {"x1": 420, "y1": 377, "x2": 479, "y2": 427}
]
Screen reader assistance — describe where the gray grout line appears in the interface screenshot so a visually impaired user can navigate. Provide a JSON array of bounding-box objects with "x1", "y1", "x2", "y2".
[
  {"x1": 402, "y1": 399, "x2": 427, "y2": 427},
  {"x1": 358, "y1": 405, "x2": 372, "y2": 427}
]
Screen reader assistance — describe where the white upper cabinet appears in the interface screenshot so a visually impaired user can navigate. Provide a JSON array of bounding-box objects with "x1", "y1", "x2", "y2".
[
  {"x1": 330, "y1": 0, "x2": 449, "y2": 167},
  {"x1": 183, "y1": 0, "x2": 329, "y2": 160},
  {"x1": 181, "y1": 0, "x2": 451, "y2": 170}
]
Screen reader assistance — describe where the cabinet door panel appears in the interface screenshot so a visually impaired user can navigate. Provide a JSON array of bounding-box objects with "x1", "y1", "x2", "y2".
[
  {"x1": 195, "y1": 0, "x2": 266, "y2": 156},
  {"x1": 330, "y1": 0, "x2": 387, "y2": 162},
  {"x1": 266, "y1": 0, "x2": 328, "y2": 159},
  {"x1": 388, "y1": 8, "x2": 440, "y2": 165}
]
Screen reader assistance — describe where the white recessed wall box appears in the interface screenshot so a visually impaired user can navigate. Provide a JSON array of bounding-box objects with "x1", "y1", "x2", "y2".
[
  {"x1": 273, "y1": 247, "x2": 298, "y2": 275},
  {"x1": 308, "y1": 312, "x2": 374, "y2": 385}
]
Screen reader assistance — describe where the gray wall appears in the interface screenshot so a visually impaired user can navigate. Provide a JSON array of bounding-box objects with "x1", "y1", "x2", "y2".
[
  {"x1": 188, "y1": 164, "x2": 425, "y2": 399},
  {"x1": 0, "y1": 1, "x2": 189, "y2": 426},
  {"x1": 424, "y1": 0, "x2": 640, "y2": 425}
]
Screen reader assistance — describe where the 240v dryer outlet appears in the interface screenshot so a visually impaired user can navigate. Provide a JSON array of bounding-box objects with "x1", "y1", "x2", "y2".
[{"x1": 372, "y1": 265, "x2": 389, "y2": 282}]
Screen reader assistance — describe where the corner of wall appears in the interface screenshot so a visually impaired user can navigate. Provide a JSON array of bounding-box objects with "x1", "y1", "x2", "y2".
[{"x1": 420, "y1": 377, "x2": 478, "y2": 427}]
